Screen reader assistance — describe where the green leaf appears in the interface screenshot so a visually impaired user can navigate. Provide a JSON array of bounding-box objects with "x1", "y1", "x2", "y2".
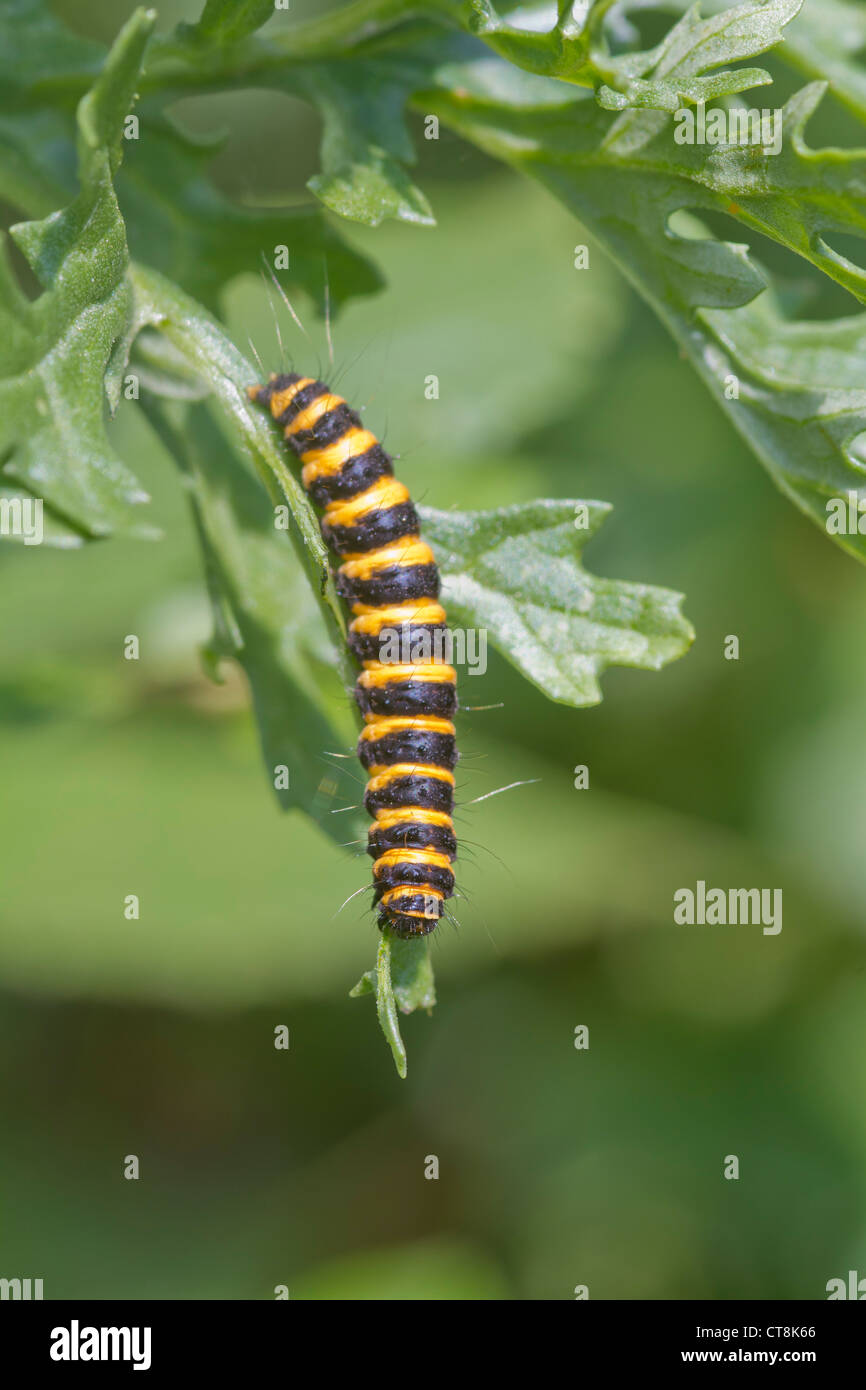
[
  {"x1": 135, "y1": 13, "x2": 437, "y2": 230},
  {"x1": 666, "y1": 0, "x2": 866, "y2": 126},
  {"x1": 157, "y1": 0, "x2": 862, "y2": 571},
  {"x1": 141, "y1": 397, "x2": 364, "y2": 844},
  {"x1": 0, "y1": 10, "x2": 157, "y2": 538},
  {"x1": 390, "y1": 934, "x2": 437, "y2": 1013},
  {"x1": 421, "y1": 500, "x2": 694, "y2": 705},
  {"x1": 431, "y1": 0, "x2": 800, "y2": 111},
  {"x1": 698, "y1": 289, "x2": 866, "y2": 562},
  {"x1": 117, "y1": 112, "x2": 384, "y2": 311},
  {"x1": 420, "y1": 58, "x2": 866, "y2": 561},
  {"x1": 0, "y1": 6, "x2": 386, "y2": 303},
  {"x1": 188, "y1": 0, "x2": 277, "y2": 44},
  {"x1": 0, "y1": 186, "x2": 148, "y2": 532},
  {"x1": 350, "y1": 929, "x2": 435, "y2": 1078},
  {"x1": 430, "y1": 62, "x2": 866, "y2": 297},
  {"x1": 77, "y1": 7, "x2": 155, "y2": 173},
  {"x1": 457, "y1": 0, "x2": 599, "y2": 84},
  {"x1": 302, "y1": 65, "x2": 435, "y2": 227},
  {"x1": 371, "y1": 941, "x2": 404, "y2": 1082},
  {"x1": 595, "y1": 0, "x2": 802, "y2": 113},
  {"x1": 597, "y1": 66, "x2": 773, "y2": 114},
  {"x1": 241, "y1": 0, "x2": 866, "y2": 566}
]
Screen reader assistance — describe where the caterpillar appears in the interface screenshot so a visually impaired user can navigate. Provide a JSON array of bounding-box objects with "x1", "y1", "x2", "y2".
[{"x1": 248, "y1": 373, "x2": 457, "y2": 939}]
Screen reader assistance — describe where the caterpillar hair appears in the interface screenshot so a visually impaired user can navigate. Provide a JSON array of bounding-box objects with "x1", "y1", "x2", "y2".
[{"x1": 248, "y1": 372, "x2": 457, "y2": 939}]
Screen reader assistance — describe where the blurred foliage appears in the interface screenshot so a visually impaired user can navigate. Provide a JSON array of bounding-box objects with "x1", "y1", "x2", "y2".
[{"x1": 1, "y1": 0, "x2": 866, "y2": 1299}]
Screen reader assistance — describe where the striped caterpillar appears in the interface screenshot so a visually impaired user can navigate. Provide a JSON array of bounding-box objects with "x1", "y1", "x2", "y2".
[{"x1": 248, "y1": 373, "x2": 457, "y2": 939}]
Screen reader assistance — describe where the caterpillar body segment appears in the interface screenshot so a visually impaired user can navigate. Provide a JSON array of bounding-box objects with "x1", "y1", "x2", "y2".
[{"x1": 249, "y1": 373, "x2": 458, "y2": 939}]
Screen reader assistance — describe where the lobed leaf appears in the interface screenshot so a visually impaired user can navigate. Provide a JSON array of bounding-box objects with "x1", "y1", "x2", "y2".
[
  {"x1": 297, "y1": 63, "x2": 435, "y2": 227},
  {"x1": 595, "y1": 0, "x2": 802, "y2": 112},
  {"x1": 666, "y1": 0, "x2": 866, "y2": 125},
  {"x1": 139, "y1": 8, "x2": 438, "y2": 230},
  {"x1": 419, "y1": 58, "x2": 866, "y2": 561},
  {"x1": 0, "y1": 11, "x2": 157, "y2": 540},
  {"x1": 0, "y1": 6, "x2": 385, "y2": 312},
  {"x1": 116, "y1": 112, "x2": 384, "y2": 311},
  {"x1": 422, "y1": 500, "x2": 694, "y2": 705},
  {"x1": 139, "y1": 0, "x2": 865, "y2": 564},
  {"x1": 699, "y1": 290, "x2": 866, "y2": 561},
  {"x1": 427, "y1": 0, "x2": 801, "y2": 111}
]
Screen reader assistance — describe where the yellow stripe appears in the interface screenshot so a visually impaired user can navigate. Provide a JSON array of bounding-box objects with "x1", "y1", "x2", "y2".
[
  {"x1": 268, "y1": 377, "x2": 315, "y2": 419},
  {"x1": 359, "y1": 716, "x2": 455, "y2": 742},
  {"x1": 373, "y1": 807, "x2": 453, "y2": 830},
  {"x1": 300, "y1": 427, "x2": 379, "y2": 483},
  {"x1": 366, "y1": 763, "x2": 455, "y2": 794},
  {"x1": 350, "y1": 602, "x2": 446, "y2": 636},
  {"x1": 373, "y1": 849, "x2": 452, "y2": 875},
  {"x1": 380, "y1": 886, "x2": 443, "y2": 912},
  {"x1": 323, "y1": 477, "x2": 410, "y2": 530},
  {"x1": 284, "y1": 392, "x2": 346, "y2": 437},
  {"x1": 338, "y1": 538, "x2": 434, "y2": 581},
  {"x1": 359, "y1": 662, "x2": 456, "y2": 688}
]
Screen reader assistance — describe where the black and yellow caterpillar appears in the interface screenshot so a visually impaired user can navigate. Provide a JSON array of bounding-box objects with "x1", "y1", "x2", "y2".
[{"x1": 248, "y1": 373, "x2": 457, "y2": 939}]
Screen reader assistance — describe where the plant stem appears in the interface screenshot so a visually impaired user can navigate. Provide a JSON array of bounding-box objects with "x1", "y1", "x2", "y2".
[{"x1": 375, "y1": 930, "x2": 408, "y2": 1079}]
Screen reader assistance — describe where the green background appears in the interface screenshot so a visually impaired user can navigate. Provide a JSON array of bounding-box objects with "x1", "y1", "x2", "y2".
[{"x1": 2, "y1": 0, "x2": 865, "y2": 1301}]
